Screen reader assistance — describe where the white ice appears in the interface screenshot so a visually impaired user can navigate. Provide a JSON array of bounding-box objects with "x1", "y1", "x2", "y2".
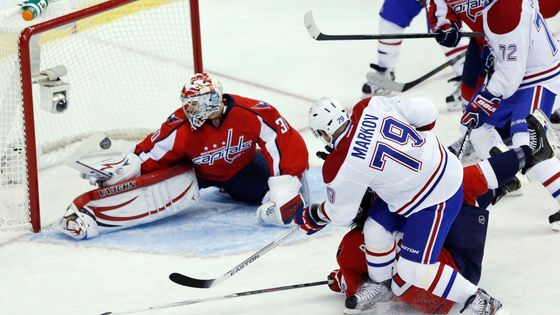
[{"x1": 1, "y1": 0, "x2": 560, "y2": 314}]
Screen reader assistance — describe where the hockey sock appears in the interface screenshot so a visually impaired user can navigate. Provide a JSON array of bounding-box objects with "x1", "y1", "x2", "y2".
[
  {"x1": 377, "y1": 18, "x2": 404, "y2": 69},
  {"x1": 528, "y1": 157, "x2": 560, "y2": 204},
  {"x1": 396, "y1": 258, "x2": 478, "y2": 304},
  {"x1": 364, "y1": 242, "x2": 396, "y2": 283},
  {"x1": 480, "y1": 146, "x2": 532, "y2": 188},
  {"x1": 364, "y1": 218, "x2": 397, "y2": 282}
]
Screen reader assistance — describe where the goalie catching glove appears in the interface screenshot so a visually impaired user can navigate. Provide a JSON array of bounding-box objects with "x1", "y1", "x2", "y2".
[
  {"x1": 81, "y1": 152, "x2": 141, "y2": 187},
  {"x1": 256, "y1": 175, "x2": 306, "y2": 226}
]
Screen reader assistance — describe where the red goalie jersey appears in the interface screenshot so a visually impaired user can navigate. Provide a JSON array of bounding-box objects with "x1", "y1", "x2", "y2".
[{"x1": 134, "y1": 94, "x2": 309, "y2": 182}]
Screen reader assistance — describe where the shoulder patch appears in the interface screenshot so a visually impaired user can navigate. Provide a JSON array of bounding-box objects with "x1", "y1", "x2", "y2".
[
  {"x1": 251, "y1": 101, "x2": 271, "y2": 109},
  {"x1": 487, "y1": 0, "x2": 522, "y2": 35},
  {"x1": 165, "y1": 113, "x2": 183, "y2": 125}
]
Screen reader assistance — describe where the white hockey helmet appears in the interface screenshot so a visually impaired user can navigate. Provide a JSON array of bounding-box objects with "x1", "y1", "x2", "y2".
[
  {"x1": 181, "y1": 73, "x2": 223, "y2": 129},
  {"x1": 308, "y1": 97, "x2": 349, "y2": 144}
]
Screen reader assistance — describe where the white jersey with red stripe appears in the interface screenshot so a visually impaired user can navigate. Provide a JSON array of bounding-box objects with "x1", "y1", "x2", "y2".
[
  {"x1": 321, "y1": 97, "x2": 463, "y2": 225},
  {"x1": 484, "y1": 0, "x2": 560, "y2": 98}
]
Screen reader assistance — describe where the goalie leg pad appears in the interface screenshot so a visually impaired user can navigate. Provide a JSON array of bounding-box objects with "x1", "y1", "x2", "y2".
[{"x1": 57, "y1": 165, "x2": 199, "y2": 239}]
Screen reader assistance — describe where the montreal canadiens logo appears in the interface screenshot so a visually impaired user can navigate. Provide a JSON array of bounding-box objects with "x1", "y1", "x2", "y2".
[{"x1": 327, "y1": 187, "x2": 335, "y2": 203}]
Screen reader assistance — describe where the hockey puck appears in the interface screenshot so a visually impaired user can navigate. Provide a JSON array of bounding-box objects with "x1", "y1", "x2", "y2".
[{"x1": 99, "y1": 137, "x2": 112, "y2": 150}]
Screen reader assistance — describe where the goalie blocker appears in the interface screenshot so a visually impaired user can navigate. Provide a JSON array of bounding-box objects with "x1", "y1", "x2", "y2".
[{"x1": 55, "y1": 163, "x2": 199, "y2": 240}]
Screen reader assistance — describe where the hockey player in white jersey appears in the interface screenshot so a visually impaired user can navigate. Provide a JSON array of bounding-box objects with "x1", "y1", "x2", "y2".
[
  {"x1": 458, "y1": 0, "x2": 560, "y2": 229},
  {"x1": 298, "y1": 96, "x2": 505, "y2": 314}
]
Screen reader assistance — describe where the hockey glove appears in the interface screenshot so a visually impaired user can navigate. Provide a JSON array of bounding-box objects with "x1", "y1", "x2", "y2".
[
  {"x1": 257, "y1": 175, "x2": 304, "y2": 226},
  {"x1": 461, "y1": 86, "x2": 501, "y2": 128},
  {"x1": 435, "y1": 22, "x2": 461, "y2": 48},
  {"x1": 80, "y1": 152, "x2": 141, "y2": 187},
  {"x1": 295, "y1": 202, "x2": 330, "y2": 235},
  {"x1": 328, "y1": 269, "x2": 345, "y2": 293}
]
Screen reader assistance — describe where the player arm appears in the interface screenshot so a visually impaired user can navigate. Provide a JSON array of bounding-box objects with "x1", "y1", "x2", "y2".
[
  {"x1": 322, "y1": 165, "x2": 370, "y2": 226},
  {"x1": 484, "y1": 0, "x2": 530, "y2": 99},
  {"x1": 255, "y1": 105, "x2": 309, "y2": 177},
  {"x1": 134, "y1": 118, "x2": 188, "y2": 174},
  {"x1": 426, "y1": 0, "x2": 462, "y2": 31},
  {"x1": 386, "y1": 97, "x2": 438, "y2": 131}
]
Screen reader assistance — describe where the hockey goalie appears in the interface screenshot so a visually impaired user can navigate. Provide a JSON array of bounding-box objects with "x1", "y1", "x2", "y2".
[{"x1": 55, "y1": 73, "x2": 309, "y2": 240}]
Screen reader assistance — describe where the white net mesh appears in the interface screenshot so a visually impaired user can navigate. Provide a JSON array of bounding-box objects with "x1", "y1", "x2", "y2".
[{"x1": 0, "y1": 0, "x2": 197, "y2": 229}]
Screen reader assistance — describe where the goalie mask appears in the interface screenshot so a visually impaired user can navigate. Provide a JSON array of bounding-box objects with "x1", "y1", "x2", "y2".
[
  {"x1": 181, "y1": 73, "x2": 223, "y2": 129},
  {"x1": 308, "y1": 97, "x2": 349, "y2": 144}
]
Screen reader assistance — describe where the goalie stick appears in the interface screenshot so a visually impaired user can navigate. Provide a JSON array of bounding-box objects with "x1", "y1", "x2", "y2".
[
  {"x1": 366, "y1": 51, "x2": 466, "y2": 92},
  {"x1": 99, "y1": 280, "x2": 329, "y2": 315},
  {"x1": 304, "y1": 11, "x2": 483, "y2": 41},
  {"x1": 169, "y1": 225, "x2": 299, "y2": 288}
]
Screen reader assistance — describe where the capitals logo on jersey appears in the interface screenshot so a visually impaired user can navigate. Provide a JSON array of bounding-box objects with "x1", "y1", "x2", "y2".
[
  {"x1": 192, "y1": 128, "x2": 252, "y2": 166},
  {"x1": 450, "y1": 0, "x2": 485, "y2": 22}
]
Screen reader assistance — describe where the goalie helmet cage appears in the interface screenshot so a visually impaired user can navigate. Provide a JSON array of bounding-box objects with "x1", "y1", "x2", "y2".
[{"x1": 0, "y1": 0, "x2": 203, "y2": 232}]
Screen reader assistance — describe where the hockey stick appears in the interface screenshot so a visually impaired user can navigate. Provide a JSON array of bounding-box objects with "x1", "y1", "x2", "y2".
[
  {"x1": 169, "y1": 226, "x2": 300, "y2": 288},
  {"x1": 62, "y1": 132, "x2": 113, "y2": 181},
  {"x1": 456, "y1": 123, "x2": 474, "y2": 160},
  {"x1": 366, "y1": 51, "x2": 466, "y2": 92},
  {"x1": 304, "y1": 11, "x2": 483, "y2": 41},
  {"x1": 99, "y1": 280, "x2": 329, "y2": 315}
]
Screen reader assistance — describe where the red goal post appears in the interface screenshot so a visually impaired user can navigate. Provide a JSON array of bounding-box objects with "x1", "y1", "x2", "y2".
[{"x1": 0, "y1": 0, "x2": 203, "y2": 232}]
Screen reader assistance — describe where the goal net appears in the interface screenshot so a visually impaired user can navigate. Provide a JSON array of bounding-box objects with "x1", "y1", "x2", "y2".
[{"x1": 0, "y1": 0, "x2": 202, "y2": 232}]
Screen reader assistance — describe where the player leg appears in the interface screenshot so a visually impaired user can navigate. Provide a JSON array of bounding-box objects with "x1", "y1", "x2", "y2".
[
  {"x1": 395, "y1": 187, "x2": 503, "y2": 313},
  {"x1": 361, "y1": 0, "x2": 422, "y2": 97},
  {"x1": 505, "y1": 86, "x2": 560, "y2": 228},
  {"x1": 55, "y1": 165, "x2": 200, "y2": 240},
  {"x1": 218, "y1": 151, "x2": 270, "y2": 204},
  {"x1": 341, "y1": 197, "x2": 404, "y2": 313}
]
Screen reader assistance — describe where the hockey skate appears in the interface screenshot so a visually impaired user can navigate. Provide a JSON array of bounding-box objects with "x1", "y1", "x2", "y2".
[
  {"x1": 490, "y1": 176, "x2": 522, "y2": 205},
  {"x1": 550, "y1": 109, "x2": 560, "y2": 124},
  {"x1": 526, "y1": 114, "x2": 555, "y2": 168},
  {"x1": 445, "y1": 76, "x2": 463, "y2": 112},
  {"x1": 343, "y1": 279, "x2": 392, "y2": 315},
  {"x1": 460, "y1": 288, "x2": 506, "y2": 315},
  {"x1": 549, "y1": 210, "x2": 560, "y2": 231},
  {"x1": 362, "y1": 63, "x2": 395, "y2": 98},
  {"x1": 530, "y1": 109, "x2": 560, "y2": 157}
]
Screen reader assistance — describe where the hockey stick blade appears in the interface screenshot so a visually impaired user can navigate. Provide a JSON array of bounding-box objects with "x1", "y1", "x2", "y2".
[
  {"x1": 366, "y1": 51, "x2": 466, "y2": 92},
  {"x1": 67, "y1": 160, "x2": 112, "y2": 181},
  {"x1": 304, "y1": 11, "x2": 482, "y2": 41},
  {"x1": 170, "y1": 226, "x2": 299, "y2": 288},
  {"x1": 100, "y1": 280, "x2": 329, "y2": 315}
]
